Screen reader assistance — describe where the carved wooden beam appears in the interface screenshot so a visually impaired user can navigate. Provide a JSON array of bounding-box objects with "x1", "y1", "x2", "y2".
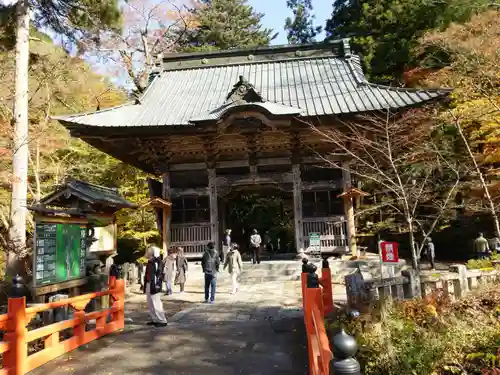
[
  {"x1": 215, "y1": 171, "x2": 293, "y2": 187},
  {"x1": 246, "y1": 133, "x2": 258, "y2": 175},
  {"x1": 217, "y1": 110, "x2": 290, "y2": 134},
  {"x1": 170, "y1": 187, "x2": 209, "y2": 197},
  {"x1": 216, "y1": 159, "x2": 249, "y2": 169},
  {"x1": 257, "y1": 157, "x2": 291, "y2": 166},
  {"x1": 133, "y1": 138, "x2": 171, "y2": 173},
  {"x1": 290, "y1": 130, "x2": 302, "y2": 165},
  {"x1": 203, "y1": 134, "x2": 218, "y2": 169},
  {"x1": 169, "y1": 162, "x2": 207, "y2": 171},
  {"x1": 302, "y1": 180, "x2": 342, "y2": 191}
]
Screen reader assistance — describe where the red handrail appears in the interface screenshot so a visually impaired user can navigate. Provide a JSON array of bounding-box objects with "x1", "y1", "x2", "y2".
[
  {"x1": 0, "y1": 276, "x2": 125, "y2": 375},
  {"x1": 302, "y1": 268, "x2": 334, "y2": 375}
]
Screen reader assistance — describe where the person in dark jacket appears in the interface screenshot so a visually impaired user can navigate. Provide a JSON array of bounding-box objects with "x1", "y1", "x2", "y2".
[
  {"x1": 144, "y1": 246, "x2": 167, "y2": 327},
  {"x1": 423, "y1": 237, "x2": 436, "y2": 270},
  {"x1": 201, "y1": 242, "x2": 220, "y2": 304}
]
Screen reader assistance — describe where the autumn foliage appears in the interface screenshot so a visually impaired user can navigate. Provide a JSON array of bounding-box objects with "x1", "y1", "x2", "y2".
[{"x1": 414, "y1": 10, "x2": 500, "y2": 165}]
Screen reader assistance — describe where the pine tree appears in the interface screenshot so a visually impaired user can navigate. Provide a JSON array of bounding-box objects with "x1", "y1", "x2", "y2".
[
  {"x1": 284, "y1": 0, "x2": 322, "y2": 44},
  {"x1": 6, "y1": 0, "x2": 121, "y2": 277},
  {"x1": 324, "y1": 0, "x2": 490, "y2": 83},
  {"x1": 180, "y1": 0, "x2": 275, "y2": 51}
]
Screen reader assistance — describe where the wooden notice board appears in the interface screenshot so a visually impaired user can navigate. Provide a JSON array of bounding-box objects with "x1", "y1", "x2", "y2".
[{"x1": 34, "y1": 220, "x2": 87, "y2": 287}]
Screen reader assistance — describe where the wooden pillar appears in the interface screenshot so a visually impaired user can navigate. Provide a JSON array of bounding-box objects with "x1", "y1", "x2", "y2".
[
  {"x1": 208, "y1": 168, "x2": 219, "y2": 248},
  {"x1": 219, "y1": 198, "x2": 227, "y2": 238},
  {"x1": 161, "y1": 208, "x2": 168, "y2": 254},
  {"x1": 162, "y1": 173, "x2": 171, "y2": 253},
  {"x1": 342, "y1": 164, "x2": 357, "y2": 257},
  {"x1": 292, "y1": 164, "x2": 305, "y2": 256}
]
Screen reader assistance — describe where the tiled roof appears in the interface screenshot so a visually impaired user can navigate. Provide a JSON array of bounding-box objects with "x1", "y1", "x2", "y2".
[
  {"x1": 40, "y1": 178, "x2": 137, "y2": 209},
  {"x1": 54, "y1": 43, "x2": 450, "y2": 128}
]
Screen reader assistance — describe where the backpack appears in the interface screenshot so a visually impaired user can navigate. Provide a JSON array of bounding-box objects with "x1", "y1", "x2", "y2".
[{"x1": 203, "y1": 250, "x2": 217, "y2": 275}]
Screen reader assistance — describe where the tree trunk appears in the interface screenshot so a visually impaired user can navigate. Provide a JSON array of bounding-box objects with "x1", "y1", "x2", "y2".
[
  {"x1": 456, "y1": 120, "x2": 500, "y2": 238},
  {"x1": 408, "y1": 219, "x2": 419, "y2": 270},
  {"x1": 7, "y1": 0, "x2": 30, "y2": 277}
]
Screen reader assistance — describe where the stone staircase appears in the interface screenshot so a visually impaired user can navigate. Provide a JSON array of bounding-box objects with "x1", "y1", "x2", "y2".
[
  {"x1": 238, "y1": 261, "x2": 303, "y2": 283},
  {"x1": 189, "y1": 254, "x2": 407, "y2": 285}
]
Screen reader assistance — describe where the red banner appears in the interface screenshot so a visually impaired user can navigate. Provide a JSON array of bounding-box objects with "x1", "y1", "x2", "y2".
[{"x1": 380, "y1": 241, "x2": 399, "y2": 263}]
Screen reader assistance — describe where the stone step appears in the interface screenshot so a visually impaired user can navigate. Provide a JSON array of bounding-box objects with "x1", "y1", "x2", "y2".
[{"x1": 238, "y1": 275, "x2": 302, "y2": 283}]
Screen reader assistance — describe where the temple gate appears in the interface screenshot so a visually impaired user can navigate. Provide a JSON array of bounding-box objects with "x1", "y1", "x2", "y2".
[{"x1": 56, "y1": 39, "x2": 448, "y2": 258}]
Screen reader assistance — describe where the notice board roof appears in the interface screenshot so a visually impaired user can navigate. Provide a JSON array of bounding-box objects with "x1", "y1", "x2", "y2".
[{"x1": 38, "y1": 178, "x2": 137, "y2": 212}]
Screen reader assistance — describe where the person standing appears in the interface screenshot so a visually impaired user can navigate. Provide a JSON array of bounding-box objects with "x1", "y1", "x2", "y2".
[
  {"x1": 144, "y1": 246, "x2": 168, "y2": 327},
  {"x1": 488, "y1": 237, "x2": 500, "y2": 252},
  {"x1": 175, "y1": 247, "x2": 188, "y2": 293},
  {"x1": 423, "y1": 237, "x2": 436, "y2": 270},
  {"x1": 202, "y1": 242, "x2": 220, "y2": 303},
  {"x1": 250, "y1": 229, "x2": 262, "y2": 264},
  {"x1": 221, "y1": 229, "x2": 232, "y2": 263},
  {"x1": 264, "y1": 231, "x2": 273, "y2": 255},
  {"x1": 162, "y1": 248, "x2": 176, "y2": 296},
  {"x1": 224, "y1": 243, "x2": 243, "y2": 294},
  {"x1": 474, "y1": 232, "x2": 491, "y2": 259}
]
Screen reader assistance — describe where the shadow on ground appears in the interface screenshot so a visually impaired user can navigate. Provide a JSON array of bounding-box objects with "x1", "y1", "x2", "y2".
[{"x1": 29, "y1": 301, "x2": 308, "y2": 375}]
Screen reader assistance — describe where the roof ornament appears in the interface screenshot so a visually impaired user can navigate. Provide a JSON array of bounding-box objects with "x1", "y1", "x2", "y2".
[
  {"x1": 342, "y1": 38, "x2": 352, "y2": 58},
  {"x1": 225, "y1": 75, "x2": 264, "y2": 104}
]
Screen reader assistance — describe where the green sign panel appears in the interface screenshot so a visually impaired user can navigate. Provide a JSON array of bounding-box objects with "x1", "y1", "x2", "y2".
[
  {"x1": 309, "y1": 232, "x2": 321, "y2": 247},
  {"x1": 34, "y1": 222, "x2": 87, "y2": 286}
]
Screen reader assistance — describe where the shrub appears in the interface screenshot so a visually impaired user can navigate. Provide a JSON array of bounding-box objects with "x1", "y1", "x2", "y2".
[
  {"x1": 333, "y1": 288, "x2": 500, "y2": 375},
  {"x1": 467, "y1": 258, "x2": 493, "y2": 270}
]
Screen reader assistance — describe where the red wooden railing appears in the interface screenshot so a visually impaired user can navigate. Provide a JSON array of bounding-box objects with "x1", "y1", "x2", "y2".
[
  {"x1": 0, "y1": 277, "x2": 125, "y2": 375},
  {"x1": 302, "y1": 267, "x2": 334, "y2": 375}
]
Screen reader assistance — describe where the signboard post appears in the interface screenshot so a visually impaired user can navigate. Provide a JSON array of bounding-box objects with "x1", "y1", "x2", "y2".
[
  {"x1": 378, "y1": 240, "x2": 399, "y2": 279},
  {"x1": 34, "y1": 220, "x2": 88, "y2": 289},
  {"x1": 309, "y1": 232, "x2": 321, "y2": 256}
]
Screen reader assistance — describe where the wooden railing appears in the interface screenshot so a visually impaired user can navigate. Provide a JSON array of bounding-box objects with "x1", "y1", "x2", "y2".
[
  {"x1": 303, "y1": 217, "x2": 348, "y2": 251},
  {"x1": 302, "y1": 266, "x2": 334, "y2": 375},
  {"x1": 0, "y1": 277, "x2": 125, "y2": 375},
  {"x1": 170, "y1": 223, "x2": 211, "y2": 256}
]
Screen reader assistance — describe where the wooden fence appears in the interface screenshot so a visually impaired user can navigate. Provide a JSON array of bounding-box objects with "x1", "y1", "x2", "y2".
[
  {"x1": 0, "y1": 277, "x2": 125, "y2": 375},
  {"x1": 301, "y1": 267, "x2": 334, "y2": 375}
]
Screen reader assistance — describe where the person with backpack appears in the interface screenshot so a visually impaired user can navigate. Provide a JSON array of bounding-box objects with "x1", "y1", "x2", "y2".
[{"x1": 201, "y1": 242, "x2": 220, "y2": 303}]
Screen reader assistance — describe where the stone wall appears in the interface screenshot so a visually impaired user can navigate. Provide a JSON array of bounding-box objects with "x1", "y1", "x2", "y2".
[{"x1": 345, "y1": 265, "x2": 500, "y2": 310}]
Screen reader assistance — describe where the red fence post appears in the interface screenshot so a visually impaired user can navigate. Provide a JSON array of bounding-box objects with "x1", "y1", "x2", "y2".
[
  {"x1": 321, "y1": 267, "x2": 334, "y2": 316},
  {"x1": 114, "y1": 279, "x2": 125, "y2": 330},
  {"x1": 301, "y1": 272, "x2": 307, "y2": 313},
  {"x1": 109, "y1": 276, "x2": 117, "y2": 290},
  {"x1": 303, "y1": 287, "x2": 314, "y2": 373},
  {"x1": 4, "y1": 297, "x2": 27, "y2": 375}
]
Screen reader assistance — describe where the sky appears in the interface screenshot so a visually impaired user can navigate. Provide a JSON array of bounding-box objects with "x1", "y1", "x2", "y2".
[{"x1": 248, "y1": 0, "x2": 332, "y2": 44}]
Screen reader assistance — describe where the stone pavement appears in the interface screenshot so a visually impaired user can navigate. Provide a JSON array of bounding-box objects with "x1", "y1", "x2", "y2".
[{"x1": 30, "y1": 263, "x2": 347, "y2": 375}]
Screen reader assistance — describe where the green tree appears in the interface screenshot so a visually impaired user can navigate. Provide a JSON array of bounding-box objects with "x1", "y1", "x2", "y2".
[
  {"x1": 5, "y1": 0, "x2": 122, "y2": 277},
  {"x1": 180, "y1": 0, "x2": 275, "y2": 51},
  {"x1": 324, "y1": 0, "x2": 490, "y2": 83},
  {"x1": 284, "y1": 0, "x2": 322, "y2": 44}
]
